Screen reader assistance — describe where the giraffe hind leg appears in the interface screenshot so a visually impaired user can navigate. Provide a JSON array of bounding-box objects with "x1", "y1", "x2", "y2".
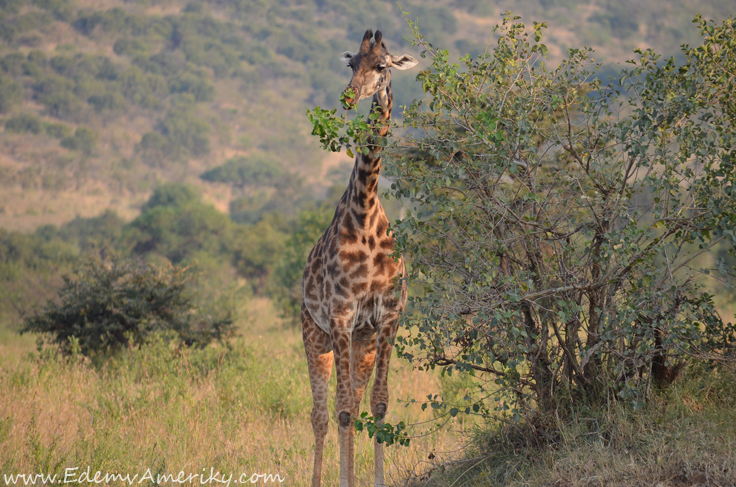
[
  {"x1": 351, "y1": 338, "x2": 377, "y2": 417},
  {"x1": 302, "y1": 304, "x2": 333, "y2": 487},
  {"x1": 370, "y1": 313, "x2": 401, "y2": 487}
]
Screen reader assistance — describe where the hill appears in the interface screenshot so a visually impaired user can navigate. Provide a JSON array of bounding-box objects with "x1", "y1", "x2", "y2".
[{"x1": 0, "y1": 0, "x2": 732, "y2": 232}]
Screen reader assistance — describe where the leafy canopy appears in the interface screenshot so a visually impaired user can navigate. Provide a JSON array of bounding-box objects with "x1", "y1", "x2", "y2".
[{"x1": 307, "y1": 13, "x2": 736, "y2": 427}]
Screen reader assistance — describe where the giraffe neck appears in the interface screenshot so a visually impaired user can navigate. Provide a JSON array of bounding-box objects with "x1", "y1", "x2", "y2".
[{"x1": 346, "y1": 79, "x2": 392, "y2": 219}]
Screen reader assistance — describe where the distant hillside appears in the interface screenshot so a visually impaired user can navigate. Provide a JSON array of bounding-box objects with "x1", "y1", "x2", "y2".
[{"x1": 0, "y1": 0, "x2": 731, "y2": 231}]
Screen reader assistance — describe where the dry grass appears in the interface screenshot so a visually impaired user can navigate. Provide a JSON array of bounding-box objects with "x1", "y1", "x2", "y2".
[
  {"x1": 2, "y1": 299, "x2": 734, "y2": 487},
  {"x1": 0, "y1": 297, "x2": 466, "y2": 486},
  {"x1": 406, "y1": 364, "x2": 736, "y2": 487}
]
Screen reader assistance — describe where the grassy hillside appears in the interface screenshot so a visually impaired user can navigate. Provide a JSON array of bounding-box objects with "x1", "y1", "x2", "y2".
[{"x1": 0, "y1": 0, "x2": 732, "y2": 232}]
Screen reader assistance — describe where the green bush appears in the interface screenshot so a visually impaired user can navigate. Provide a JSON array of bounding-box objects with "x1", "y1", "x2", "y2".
[
  {"x1": 1, "y1": 53, "x2": 25, "y2": 75},
  {"x1": 0, "y1": 227, "x2": 77, "y2": 276},
  {"x1": 231, "y1": 216, "x2": 288, "y2": 290},
  {"x1": 137, "y1": 131, "x2": 168, "y2": 166},
  {"x1": 41, "y1": 91, "x2": 83, "y2": 121},
  {"x1": 228, "y1": 192, "x2": 272, "y2": 225},
  {"x1": 87, "y1": 92, "x2": 127, "y2": 114},
  {"x1": 126, "y1": 184, "x2": 232, "y2": 264},
  {"x1": 21, "y1": 254, "x2": 235, "y2": 356},
  {"x1": 33, "y1": 0, "x2": 74, "y2": 21},
  {"x1": 141, "y1": 183, "x2": 200, "y2": 212},
  {"x1": 60, "y1": 126, "x2": 95, "y2": 154},
  {"x1": 167, "y1": 69, "x2": 214, "y2": 101},
  {"x1": 43, "y1": 121, "x2": 72, "y2": 139},
  {"x1": 112, "y1": 38, "x2": 149, "y2": 57},
  {"x1": 57, "y1": 209, "x2": 125, "y2": 252},
  {"x1": 5, "y1": 113, "x2": 41, "y2": 134},
  {"x1": 269, "y1": 206, "x2": 333, "y2": 324},
  {"x1": 117, "y1": 67, "x2": 166, "y2": 108},
  {"x1": 0, "y1": 75, "x2": 23, "y2": 113},
  {"x1": 159, "y1": 94, "x2": 210, "y2": 159},
  {"x1": 200, "y1": 154, "x2": 283, "y2": 187},
  {"x1": 26, "y1": 49, "x2": 46, "y2": 66}
]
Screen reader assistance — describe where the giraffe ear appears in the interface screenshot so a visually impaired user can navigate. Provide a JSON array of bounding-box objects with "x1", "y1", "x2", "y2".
[
  {"x1": 390, "y1": 54, "x2": 418, "y2": 70},
  {"x1": 339, "y1": 51, "x2": 356, "y2": 65}
]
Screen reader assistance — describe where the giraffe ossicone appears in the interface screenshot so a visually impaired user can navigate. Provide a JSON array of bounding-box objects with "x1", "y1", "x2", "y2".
[{"x1": 301, "y1": 29, "x2": 417, "y2": 487}]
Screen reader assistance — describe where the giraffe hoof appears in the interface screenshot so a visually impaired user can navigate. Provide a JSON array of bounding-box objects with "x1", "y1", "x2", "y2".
[
  {"x1": 339, "y1": 411, "x2": 352, "y2": 428},
  {"x1": 375, "y1": 403, "x2": 386, "y2": 420}
]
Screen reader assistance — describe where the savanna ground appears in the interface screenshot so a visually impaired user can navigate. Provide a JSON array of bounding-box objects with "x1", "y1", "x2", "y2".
[
  {"x1": 3, "y1": 299, "x2": 736, "y2": 486},
  {"x1": 0, "y1": 297, "x2": 469, "y2": 486}
]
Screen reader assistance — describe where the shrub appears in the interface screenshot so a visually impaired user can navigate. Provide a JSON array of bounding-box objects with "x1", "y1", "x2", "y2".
[
  {"x1": 1, "y1": 53, "x2": 25, "y2": 75},
  {"x1": 228, "y1": 192, "x2": 271, "y2": 225},
  {"x1": 137, "y1": 131, "x2": 168, "y2": 166},
  {"x1": 60, "y1": 127, "x2": 95, "y2": 154},
  {"x1": 58, "y1": 209, "x2": 125, "y2": 252},
  {"x1": 159, "y1": 94, "x2": 210, "y2": 158},
  {"x1": 21, "y1": 254, "x2": 235, "y2": 356},
  {"x1": 33, "y1": 0, "x2": 74, "y2": 21},
  {"x1": 389, "y1": 15, "x2": 736, "y2": 415},
  {"x1": 87, "y1": 92, "x2": 127, "y2": 114},
  {"x1": 5, "y1": 113, "x2": 41, "y2": 134},
  {"x1": 127, "y1": 184, "x2": 232, "y2": 264},
  {"x1": 231, "y1": 217, "x2": 287, "y2": 290},
  {"x1": 269, "y1": 206, "x2": 333, "y2": 324},
  {"x1": 200, "y1": 154, "x2": 283, "y2": 187},
  {"x1": 41, "y1": 91, "x2": 83, "y2": 121},
  {"x1": 118, "y1": 66, "x2": 166, "y2": 108},
  {"x1": 141, "y1": 183, "x2": 200, "y2": 212},
  {"x1": 26, "y1": 49, "x2": 46, "y2": 65},
  {"x1": 167, "y1": 69, "x2": 214, "y2": 101},
  {"x1": 43, "y1": 121, "x2": 72, "y2": 139},
  {"x1": 112, "y1": 38, "x2": 149, "y2": 57},
  {"x1": 0, "y1": 75, "x2": 23, "y2": 113}
]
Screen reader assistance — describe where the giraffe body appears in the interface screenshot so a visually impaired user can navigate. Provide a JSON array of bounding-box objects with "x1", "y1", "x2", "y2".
[{"x1": 301, "y1": 29, "x2": 417, "y2": 487}]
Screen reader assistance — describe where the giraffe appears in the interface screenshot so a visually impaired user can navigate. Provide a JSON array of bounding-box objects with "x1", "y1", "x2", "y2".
[{"x1": 301, "y1": 29, "x2": 418, "y2": 487}]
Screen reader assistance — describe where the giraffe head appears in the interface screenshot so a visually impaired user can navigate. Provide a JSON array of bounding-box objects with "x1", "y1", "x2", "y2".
[{"x1": 339, "y1": 29, "x2": 418, "y2": 109}]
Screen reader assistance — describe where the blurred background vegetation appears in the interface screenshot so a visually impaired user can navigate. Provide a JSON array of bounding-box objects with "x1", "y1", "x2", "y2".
[{"x1": 0, "y1": 0, "x2": 732, "y2": 332}]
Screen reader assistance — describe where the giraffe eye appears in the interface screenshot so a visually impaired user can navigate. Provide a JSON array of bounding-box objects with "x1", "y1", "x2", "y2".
[{"x1": 377, "y1": 64, "x2": 386, "y2": 71}]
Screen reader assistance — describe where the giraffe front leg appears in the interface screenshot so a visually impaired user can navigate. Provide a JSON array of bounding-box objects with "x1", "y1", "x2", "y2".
[
  {"x1": 370, "y1": 313, "x2": 400, "y2": 487},
  {"x1": 331, "y1": 322, "x2": 356, "y2": 487},
  {"x1": 351, "y1": 339, "x2": 377, "y2": 416},
  {"x1": 302, "y1": 305, "x2": 333, "y2": 487}
]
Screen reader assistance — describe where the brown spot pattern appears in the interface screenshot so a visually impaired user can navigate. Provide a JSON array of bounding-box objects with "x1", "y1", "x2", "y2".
[{"x1": 301, "y1": 29, "x2": 413, "y2": 487}]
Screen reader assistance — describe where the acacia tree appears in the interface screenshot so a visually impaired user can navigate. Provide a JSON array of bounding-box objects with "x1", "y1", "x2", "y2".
[{"x1": 382, "y1": 14, "x2": 736, "y2": 416}]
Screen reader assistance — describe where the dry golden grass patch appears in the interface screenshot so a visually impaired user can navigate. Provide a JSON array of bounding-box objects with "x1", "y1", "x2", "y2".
[{"x1": 0, "y1": 297, "x2": 465, "y2": 486}]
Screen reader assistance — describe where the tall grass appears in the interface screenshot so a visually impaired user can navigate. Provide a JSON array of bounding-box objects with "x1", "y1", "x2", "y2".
[
  {"x1": 0, "y1": 298, "x2": 461, "y2": 486},
  {"x1": 6, "y1": 296, "x2": 731, "y2": 487},
  {"x1": 407, "y1": 362, "x2": 736, "y2": 486}
]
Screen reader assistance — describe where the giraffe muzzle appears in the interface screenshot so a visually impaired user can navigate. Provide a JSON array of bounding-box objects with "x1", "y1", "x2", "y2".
[{"x1": 341, "y1": 87, "x2": 359, "y2": 110}]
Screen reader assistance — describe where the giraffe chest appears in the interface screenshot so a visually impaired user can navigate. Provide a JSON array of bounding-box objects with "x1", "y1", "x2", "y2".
[
  {"x1": 302, "y1": 237, "x2": 405, "y2": 339},
  {"x1": 309, "y1": 287, "x2": 400, "y2": 340}
]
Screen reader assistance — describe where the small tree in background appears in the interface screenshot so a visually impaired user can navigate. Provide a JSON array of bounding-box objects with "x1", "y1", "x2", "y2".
[
  {"x1": 269, "y1": 205, "x2": 334, "y2": 325},
  {"x1": 21, "y1": 254, "x2": 234, "y2": 356}
]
